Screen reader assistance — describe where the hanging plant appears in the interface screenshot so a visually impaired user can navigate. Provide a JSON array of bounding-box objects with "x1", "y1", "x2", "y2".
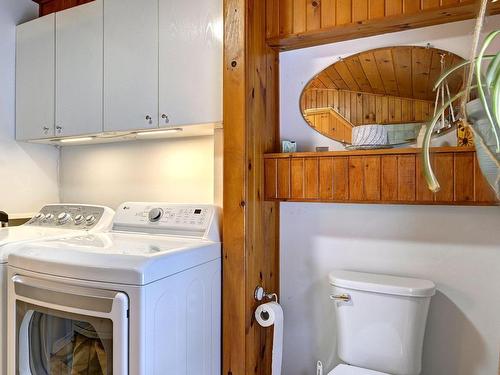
[{"x1": 422, "y1": 0, "x2": 500, "y2": 199}]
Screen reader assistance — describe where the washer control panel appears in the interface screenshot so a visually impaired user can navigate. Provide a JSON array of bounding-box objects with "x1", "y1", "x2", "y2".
[
  {"x1": 113, "y1": 203, "x2": 219, "y2": 240},
  {"x1": 26, "y1": 205, "x2": 109, "y2": 230}
]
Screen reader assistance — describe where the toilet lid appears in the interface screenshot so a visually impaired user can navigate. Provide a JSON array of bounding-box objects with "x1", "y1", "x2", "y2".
[{"x1": 328, "y1": 364, "x2": 390, "y2": 375}]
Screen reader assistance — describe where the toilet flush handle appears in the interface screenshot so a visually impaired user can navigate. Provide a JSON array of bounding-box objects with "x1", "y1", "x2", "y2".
[{"x1": 329, "y1": 293, "x2": 351, "y2": 302}]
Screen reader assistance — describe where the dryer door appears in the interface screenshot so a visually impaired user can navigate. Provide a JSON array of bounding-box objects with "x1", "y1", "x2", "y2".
[{"x1": 8, "y1": 275, "x2": 128, "y2": 375}]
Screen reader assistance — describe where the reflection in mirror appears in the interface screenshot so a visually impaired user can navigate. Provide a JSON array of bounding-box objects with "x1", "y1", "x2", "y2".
[{"x1": 300, "y1": 46, "x2": 465, "y2": 149}]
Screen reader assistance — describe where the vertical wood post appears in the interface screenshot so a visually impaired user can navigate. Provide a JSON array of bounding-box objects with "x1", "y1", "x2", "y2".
[{"x1": 223, "y1": 0, "x2": 280, "y2": 374}]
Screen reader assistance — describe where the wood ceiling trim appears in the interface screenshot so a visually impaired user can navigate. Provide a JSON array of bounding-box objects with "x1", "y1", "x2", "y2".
[
  {"x1": 310, "y1": 46, "x2": 465, "y2": 101},
  {"x1": 373, "y1": 48, "x2": 400, "y2": 97},
  {"x1": 392, "y1": 47, "x2": 413, "y2": 98},
  {"x1": 412, "y1": 47, "x2": 433, "y2": 100},
  {"x1": 358, "y1": 51, "x2": 386, "y2": 94},
  {"x1": 334, "y1": 60, "x2": 361, "y2": 91},
  {"x1": 345, "y1": 56, "x2": 373, "y2": 93}
]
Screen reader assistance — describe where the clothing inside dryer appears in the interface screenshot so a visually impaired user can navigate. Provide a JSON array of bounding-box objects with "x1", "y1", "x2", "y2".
[{"x1": 22, "y1": 308, "x2": 113, "y2": 375}]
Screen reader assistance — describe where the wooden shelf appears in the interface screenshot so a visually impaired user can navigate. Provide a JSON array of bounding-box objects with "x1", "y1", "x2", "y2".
[{"x1": 264, "y1": 147, "x2": 498, "y2": 205}]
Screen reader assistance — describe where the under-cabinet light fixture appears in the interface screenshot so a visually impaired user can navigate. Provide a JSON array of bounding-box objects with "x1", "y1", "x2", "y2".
[
  {"x1": 136, "y1": 128, "x2": 183, "y2": 136},
  {"x1": 59, "y1": 137, "x2": 95, "y2": 143}
]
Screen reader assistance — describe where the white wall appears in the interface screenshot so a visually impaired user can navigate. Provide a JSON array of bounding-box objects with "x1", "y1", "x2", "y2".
[
  {"x1": 279, "y1": 18, "x2": 500, "y2": 375},
  {"x1": 60, "y1": 136, "x2": 216, "y2": 209},
  {"x1": 0, "y1": 0, "x2": 59, "y2": 216}
]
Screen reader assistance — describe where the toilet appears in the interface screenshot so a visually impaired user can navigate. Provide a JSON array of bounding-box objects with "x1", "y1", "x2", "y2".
[{"x1": 327, "y1": 270, "x2": 436, "y2": 375}]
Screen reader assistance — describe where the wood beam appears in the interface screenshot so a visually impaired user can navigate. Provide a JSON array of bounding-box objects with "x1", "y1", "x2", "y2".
[
  {"x1": 268, "y1": 1, "x2": 500, "y2": 51},
  {"x1": 223, "y1": 0, "x2": 280, "y2": 374}
]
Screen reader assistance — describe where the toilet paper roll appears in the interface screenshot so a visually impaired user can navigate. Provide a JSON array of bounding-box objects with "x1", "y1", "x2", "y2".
[{"x1": 255, "y1": 302, "x2": 284, "y2": 375}]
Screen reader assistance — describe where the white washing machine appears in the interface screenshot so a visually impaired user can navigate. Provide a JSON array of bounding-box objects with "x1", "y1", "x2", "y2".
[
  {"x1": 0, "y1": 204, "x2": 114, "y2": 375},
  {"x1": 7, "y1": 202, "x2": 221, "y2": 375}
]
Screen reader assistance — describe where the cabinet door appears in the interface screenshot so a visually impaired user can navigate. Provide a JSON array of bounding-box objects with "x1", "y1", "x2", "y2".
[
  {"x1": 104, "y1": 0, "x2": 158, "y2": 132},
  {"x1": 159, "y1": 0, "x2": 222, "y2": 127},
  {"x1": 16, "y1": 14, "x2": 55, "y2": 141},
  {"x1": 55, "y1": 1, "x2": 103, "y2": 137}
]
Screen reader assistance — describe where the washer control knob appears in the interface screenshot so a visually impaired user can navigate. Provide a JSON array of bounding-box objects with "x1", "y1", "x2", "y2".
[
  {"x1": 45, "y1": 213, "x2": 55, "y2": 222},
  {"x1": 34, "y1": 213, "x2": 45, "y2": 221},
  {"x1": 85, "y1": 215, "x2": 96, "y2": 226},
  {"x1": 74, "y1": 214, "x2": 85, "y2": 225},
  {"x1": 148, "y1": 208, "x2": 163, "y2": 222},
  {"x1": 57, "y1": 212, "x2": 71, "y2": 225}
]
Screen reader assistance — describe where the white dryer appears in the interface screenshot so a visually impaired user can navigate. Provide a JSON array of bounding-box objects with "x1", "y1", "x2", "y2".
[
  {"x1": 0, "y1": 204, "x2": 114, "y2": 375},
  {"x1": 7, "y1": 202, "x2": 221, "y2": 375}
]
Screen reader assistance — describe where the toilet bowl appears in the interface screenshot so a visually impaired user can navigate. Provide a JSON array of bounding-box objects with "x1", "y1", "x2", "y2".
[
  {"x1": 328, "y1": 270, "x2": 435, "y2": 375},
  {"x1": 328, "y1": 364, "x2": 389, "y2": 375}
]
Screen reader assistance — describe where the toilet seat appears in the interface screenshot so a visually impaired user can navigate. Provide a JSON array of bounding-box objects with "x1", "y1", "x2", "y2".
[{"x1": 328, "y1": 364, "x2": 390, "y2": 375}]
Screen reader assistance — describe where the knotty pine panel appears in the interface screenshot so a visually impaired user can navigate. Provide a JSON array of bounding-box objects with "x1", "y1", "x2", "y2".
[
  {"x1": 381, "y1": 155, "x2": 399, "y2": 201},
  {"x1": 303, "y1": 88, "x2": 433, "y2": 126},
  {"x1": 319, "y1": 157, "x2": 334, "y2": 200},
  {"x1": 267, "y1": 0, "x2": 500, "y2": 50},
  {"x1": 454, "y1": 152, "x2": 474, "y2": 202},
  {"x1": 264, "y1": 158, "x2": 278, "y2": 199},
  {"x1": 291, "y1": 158, "x2": 305, "y2": 198},
  {"x1": 304, "y1": 157, "x2": 320, "y2": 199},
  {"x1": 398, "y1": 154, "x2": 416, "y2": 201},
  {"x1": 348, "y1": 156, "x2": 364, "y2": 200},
  {"x1": 333, "y1": 157, "x2": 350, "y2": 200},
  {"x1": 264, "y1": 148, "x2": 498, "y2": 205},
  {"x1": 277, "y1": 158, "x2": 291, "y2": 199}
]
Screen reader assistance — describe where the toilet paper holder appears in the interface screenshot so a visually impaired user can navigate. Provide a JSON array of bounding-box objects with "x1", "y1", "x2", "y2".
[{"x1": 254, "y1": 285, "x2": 279, "y2": 303}]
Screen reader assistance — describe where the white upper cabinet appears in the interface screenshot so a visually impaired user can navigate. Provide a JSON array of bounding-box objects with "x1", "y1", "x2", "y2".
[
  {"x1": 158, "y1": 0, "x2": 222, "y2": 128},
  {"x1": 104, "y1": 0, "x2": 159, "y2": 132},
  {"x1": 55, "y1": 1, "x2": 103, "y2": 137},
  {"x1": 16, "y1": 14, "x2": 55, "y2": 141},
  {"x1": 16, "y1": 0, "x2": 222, "y2": 142}
]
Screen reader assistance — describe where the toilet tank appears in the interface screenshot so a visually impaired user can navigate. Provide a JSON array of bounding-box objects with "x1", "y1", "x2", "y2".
[{"x1": 329, "y1": 270, "x2": 435, "y2": 375}]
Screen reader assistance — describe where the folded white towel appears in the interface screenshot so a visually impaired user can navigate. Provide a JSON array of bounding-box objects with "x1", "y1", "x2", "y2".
[{"x1": 352, "y1": 125, "x2": 388, "y2": 146}]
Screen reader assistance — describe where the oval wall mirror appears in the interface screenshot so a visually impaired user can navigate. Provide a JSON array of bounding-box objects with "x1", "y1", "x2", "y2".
[{"x1": 300, "y1": 46, "x2": 465, "y2": 149}]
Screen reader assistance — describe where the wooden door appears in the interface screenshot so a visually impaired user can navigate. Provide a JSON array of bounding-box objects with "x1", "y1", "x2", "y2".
[
  {"x1": 158, "y1": 0, "x2": 222, "y2": 128},
  {"x1": 16, "y1": 14, "x2": 55, "y2": 141},
  {"x1": 55, "y1": 0, "x2": 103, "y2": 137},
  {"x1": 103, "y1": 0, "x2": 158, "y2": 132}
]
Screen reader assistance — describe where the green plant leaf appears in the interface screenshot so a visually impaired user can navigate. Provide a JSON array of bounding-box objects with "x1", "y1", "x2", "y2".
[
  {"x1": 422, "y1": 89, "x2": 474, "y2": 192},
  {"x1": 476, "y1": 30, "x2": 500, "y2": 152},
  {"x1": 493, "y1": 70, "x2": 500, "y2": 131},
  {"x1": 485, "y1": 52, "x2": 500, "y2": 88},
  {"x1": 432, "y1": 55, "x2": 495, "y2": 92}
]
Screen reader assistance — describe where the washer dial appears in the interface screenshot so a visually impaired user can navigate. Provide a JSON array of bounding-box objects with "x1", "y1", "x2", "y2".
[
  {"x1": 148, "y1": 208, "x2": 163, "y2": 222},
  {"x1": 57, "y1": 212, "x2": 71, "y2": 225}
]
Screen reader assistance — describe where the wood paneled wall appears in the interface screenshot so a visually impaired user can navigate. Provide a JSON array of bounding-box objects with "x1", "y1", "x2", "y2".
[
  {"x1": 33, "y1": 0, "x2": 94, "y2": 17},
  {"x1": 264, "y1": 147, "x2": 498, "y2": 205},
  {"x1": 266, "y1": 0, "x2": 500, "y2": 50},
  {"x1": 223, "y1": 0, "x2": 280, "y2": 374},
  {"x1": 302, "y1": 89, "x2": 434, "y2": 125},
  {"x1": 304, "y1": 107, "x2": 353, "y2": 143}
]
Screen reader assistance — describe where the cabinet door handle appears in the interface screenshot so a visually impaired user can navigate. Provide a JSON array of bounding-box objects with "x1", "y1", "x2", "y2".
[
  {"x1": 161, "y1": 114, "x2": 169, "y2": 124},
  {"x1": 42, "y1": 126, "x2": 50, "y2": 133},
  {"x1": 56, "y1": 125, "x2": 62, "y2": 134},
  {"x1": 145, "y1": 115, "x2": 153, "y2": 124}
]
